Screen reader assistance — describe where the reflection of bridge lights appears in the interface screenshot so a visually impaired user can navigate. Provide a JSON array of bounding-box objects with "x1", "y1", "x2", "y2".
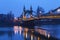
[
  {"x1": 23, "y1": 28, "x2": 28, "y2": 38},
  {"x1": 19, "y1": 26, "x2": 22, "y2": 35},
  {"x1": 23, "y1": 31, "x2": 28, "y2": 38},
  {"x1": 35, "y1": 28, "x2": 51, "y2": 37},
  {"x1": 31, "y1": 34, "x2": 33, "y2": 40},
  {"x1": 14, "y1": 26, "x2": 19, "y2": 34},
  {"x1": 24, "y1": 28, "x2": 28, "y2": 32},
  {"x1": 26, "y1": 32, "x2": 28, "y2": 38},
  {"x1": 24, "y1": 28, "x2": 28, "y2": 38},
  {"x1": 48, "y1": 33, "x2": 50, "y2": 38},
  {"x1": 38, "y1": 37, "x2": 40, "y2": 40}
]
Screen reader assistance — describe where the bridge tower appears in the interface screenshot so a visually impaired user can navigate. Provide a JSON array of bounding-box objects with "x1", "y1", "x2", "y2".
[
  {"x1": 22, "y1": 6, "x2": 34, "y2": 20},
  {"x1": 49, "y1": 10, "x2": 53, "y2": 15},
  {"x1": 37, "y1": 6, "x2": 44, "y2": 17},
  {"x1": 37, "y1": 6, "x2": 41, "y2": 17},
  {"x1": 30, "y1": 6, "x2": 33, "y2": 18},
  {"x1": 23, "y1": 6, "x2": 26, "y2": 20}
]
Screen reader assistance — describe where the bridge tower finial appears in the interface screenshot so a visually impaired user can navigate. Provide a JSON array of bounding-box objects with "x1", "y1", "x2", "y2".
[
  {"x1": 23, "y1": 6, "x2": 26, "y2": 20},
  {"x1": 37, "y1": 6, "x2": 41, "y2": 17},
  {"x1": 30, "y1": 6, "x2": 33, "y2": 18},
  {"x1": 37, "y1": 6, "x2": 44, "y2": 17}
]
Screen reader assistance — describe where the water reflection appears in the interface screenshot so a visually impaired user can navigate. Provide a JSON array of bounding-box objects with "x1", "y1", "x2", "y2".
[
  {"x1": 19, "y1": 26, "x2": 23, "y2": 35},
  {"x1": 48, "y1": 32, "x2": 50, "y2": 39},
  {"x1": 31, "y1": 34, "x2": 33, "y2": 40},
  {"x1": 24, "y1": 28, "x2": 28, "y2": 38},
  {"x1": 38, "y1": 37, "x2": 40, "y2": 40},
  {"x1": 13, "y1": 26, "x2": 47, "y2": 40},
  {"x1": 0, "y1": 25, "x2": 59, "y2": 40},
  {"x1": 14, "y1": 26, "x2": 19, "y2": 34},
  {"x1": 35, "y1": 28, "x2": 50, "y2": 38}
]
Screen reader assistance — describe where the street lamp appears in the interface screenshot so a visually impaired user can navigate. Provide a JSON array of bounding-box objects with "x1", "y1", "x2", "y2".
[{"x1": 57, "y1": 9, "x2": 60, "y2": 13}]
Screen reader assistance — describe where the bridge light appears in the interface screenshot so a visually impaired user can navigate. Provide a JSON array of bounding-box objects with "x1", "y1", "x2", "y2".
[
  {"x1": 14, "y1": 17, "x2": 18, "y2": 20},
  {"x1": 39, "y1": 11, "x2": 42, "y2": 13},
  {"x1": 57, "y1": 9, "x2": 60, "y2": 13}
]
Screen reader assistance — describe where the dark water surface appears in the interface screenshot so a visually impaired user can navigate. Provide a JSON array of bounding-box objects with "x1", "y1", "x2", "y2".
[
  {"x1": 39, "y1": 25, "x2": 60, "y2": 39},
  {"x1": 0, "y1": 25, "x2": 60, "y2": 40},
  {"x1": 0, "y1": 26, "x2": 39, "y2": 40}
]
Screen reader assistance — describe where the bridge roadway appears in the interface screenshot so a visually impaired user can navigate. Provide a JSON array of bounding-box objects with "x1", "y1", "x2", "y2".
[
  {"x1": 18, "y1": 15, "x2": 60, "y2": 28},
  {"x1": 22, "y1": 15, "x2": 60, "y2": 21}
]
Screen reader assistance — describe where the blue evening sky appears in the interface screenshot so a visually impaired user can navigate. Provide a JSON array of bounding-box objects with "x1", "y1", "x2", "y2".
[{"x1": 0, "y1": 0, "x2": 60, "y2": 17}]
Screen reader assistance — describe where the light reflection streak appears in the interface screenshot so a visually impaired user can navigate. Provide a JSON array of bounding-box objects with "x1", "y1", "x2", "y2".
[
  {"x1": 19, "y1": 26, "x2": 22, "y2": 35},
  {"x1": 26, "y1": 32, "x2": 28, "y2": 38},
  {"x1": 25, "y1": 28, "x2": 28, "y2": 38},
  {"x1": 48, "y1": 32, "x2": 50, "y2": 38},
  {"x1": 14, "y1": 26, "x2": 19, "y2": 34},
  {"x1": 23, "y1": 28, "x2": 28, "y2": 38},
  {"x1": 13, "y1": 26, "x2": 51, "y2": 40},
  {"x1": 31, "y1": 34, "x2": 33, "y2": 40},
  {"x1": 38, "y1": 37, "x2": 40, "y2": 40},
  {"x1": 35, "y1": 28, "x2": 51, "y2": 37}
]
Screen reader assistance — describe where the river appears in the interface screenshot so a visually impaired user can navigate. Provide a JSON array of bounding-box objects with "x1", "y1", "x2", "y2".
[{"x1": 0, "y1": 25, "x2": 60, "y2": 40}]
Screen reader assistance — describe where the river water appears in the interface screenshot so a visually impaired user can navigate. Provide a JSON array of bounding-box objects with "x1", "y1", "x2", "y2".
[
  {"x1": 0, "y1": 25, "x2": 60, "y2": 40},
  {"x1": 39, "y1": 25, "x2": 60, "y2": 39}
]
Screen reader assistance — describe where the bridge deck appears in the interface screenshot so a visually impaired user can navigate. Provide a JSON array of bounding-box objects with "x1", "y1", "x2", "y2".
[{"x1": 21, "y1": 15, "x2": 60, "y2": 21}]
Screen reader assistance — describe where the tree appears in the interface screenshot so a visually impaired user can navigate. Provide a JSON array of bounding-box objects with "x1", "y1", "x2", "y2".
[{"x1": 7, "y1": 11, "x2": 14, "y2": 21}]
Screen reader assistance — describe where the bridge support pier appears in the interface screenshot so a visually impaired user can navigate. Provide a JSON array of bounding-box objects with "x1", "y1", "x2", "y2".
[{"x1": 22, "y1": 20, "x2": 35, "y2": 29}]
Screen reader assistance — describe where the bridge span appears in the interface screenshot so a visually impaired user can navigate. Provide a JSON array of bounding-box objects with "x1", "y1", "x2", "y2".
[
  {"x1": 18, "y1": 15, "x2": 60, "y2": 28},
  {"x1": 15, "y1": 6, "x2": 60, "y2": 28}
]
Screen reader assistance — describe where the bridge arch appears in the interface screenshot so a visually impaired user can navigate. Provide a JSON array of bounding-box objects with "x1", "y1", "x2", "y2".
[{"x1": 22, "y1": 6, "x2": 36, "y2": 18}]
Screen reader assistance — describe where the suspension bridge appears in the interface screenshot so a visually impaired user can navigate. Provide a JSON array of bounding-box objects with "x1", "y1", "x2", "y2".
[{"x1": 14, "y1": 6, "x2": 60, "y2": 28}]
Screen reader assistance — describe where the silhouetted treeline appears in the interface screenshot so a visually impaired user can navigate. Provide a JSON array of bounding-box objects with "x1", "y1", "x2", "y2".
[{"x1": 0, "y1": 11, "x2": 14, "y2": 26}]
